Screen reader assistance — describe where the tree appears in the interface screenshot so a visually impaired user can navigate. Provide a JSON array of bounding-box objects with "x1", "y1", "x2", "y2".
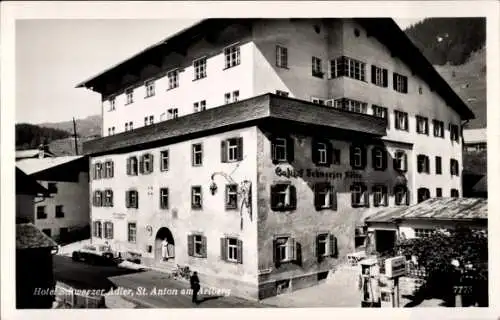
[{"x1": 395, "y1": 228, "x2": 488, "y2": 306}]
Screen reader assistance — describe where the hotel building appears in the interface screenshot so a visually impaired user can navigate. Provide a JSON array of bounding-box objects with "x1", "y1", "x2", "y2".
[{"x1": 77, "y1": 18, "x2": 474, "y2": 299}]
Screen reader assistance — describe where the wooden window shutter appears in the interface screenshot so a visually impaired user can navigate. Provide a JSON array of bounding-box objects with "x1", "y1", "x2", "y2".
[
  {"x1": 350, "y1": 185, "x2": 356, "y2": 207},
  {"x1": 92, "y1": 192, "x2": 96, "y2": 206},
  {"x1": 139, "y1": 156, "x2": 145, "y2": 174},
  {"x1": 405, "y1": 188, "x2": 410, "y2": 205},
  {"x1": 220, "y1": 238, "x2": 227, "y2": 261},
  {"x1": 381, "y1": 150, "x2": 387, "y2": 170},
  {"x1": 201, "y1": 236, "x2": 207, "y2": 258},
  {"x1": 331, "y1": 187, "x2": 337, "y2": 211},
  {"x1": 221, "y1": 140, "x2": 228, "y2": 163},
  {"x1": 135, "y1": 191, "x2": 139, "y2": 209},
  {"x1": 371, "y1": 148, "x2": 377, "y2": 170},
  {"x1": 315, "y1": 235, "x2": 322, "y2": 262},
  {"x1": 371, "y1": 65, "x2": 376, "y2": 84},
  {"x1": 288, "y1": 238, "x2": 297, "y2": 261},
  {"x1": 125, "y1": 191, "x2": 129, "y2": 208},
  {"x1": 311, "y1": 139, "x2": 319, "y2": 165},
  {"x1": 110, "y1": 222, "x2": 114, "y2": 239},
  {"x1": 110, "y1": 162, "x2": 114, "y2": 178},
  {"x1": 329, "y1": 234, "x2": 338, "y2": 257},
  {"x1": 149, "y1": 155, "x2": 154, "y2": 173},
  {"x1": 403, "y1": 153, "x2": 408, "y2": 172},
  {"x1": 383, "y1": 69, "x2": 388, "y2": 87},
  {"x1": 273, "y1": 239, "x2": 280, "y2": 267},
  {"x1": 393, "y1": 156, "x2": 398, "y2": 171},
  {"x1": 103, "y1": 163, "x2": 108, "y2": 179},
  {"x1": 349, "y1": 146, "x2": 355, "y2": 167},
  {"x1": 384, "y1": 186, "x2": 388, "y2": 206},
  {"x1": 237, "y1": 239, "x2": 243, "y2": 264},
  {"x1": 126, "y1": 158, "x2": 131, "y2": 175},
  {"x1": 417, "y1": 156, "x2": 422, "y2": 173},
  {"x1": 110, "y1": 190, "x2": 114, "y2": 207},
  {"x1": 289, "y1": 185, "x2": 297, "y2": 210},
  {"x1": 286, "y1": 136, "x2": 294, "y2": 163},
  {"x1": 187, "y1": 235, "x2": 194, "y2": 257},
  {"x1": 313, "y1": 184, "x2": 321, "y2": 211},
  {"x1": 363, "y1": 186, "x2": 370, "y2": 208},
  {"x1": 326, "y1": 141, "x2": 333, "y2": 166},
  {"x1": 450, "y1": 159, "x2": 453, "y2": 175},
  {"x1": 393, "y1": 73, "x2": 397, "y2": 90},
  {"x1": 237, "y1": 137, "x2": 244, "y2": 161},
  {"x1": 271, "y1": 137, "x2": 278, "y2": 164},
  {"x1": 270, "y1": 185, "x2": 278, "y2": 210},
  {"x1": 372, "y1": 186, "x2": 379, "y2": 208}
]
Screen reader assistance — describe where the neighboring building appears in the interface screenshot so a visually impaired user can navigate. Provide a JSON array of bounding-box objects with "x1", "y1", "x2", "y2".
[
  {"x1": 463, "y1": 128, "x2": 486, "y2": 152},
  {"x1": 77, "y1": 18, "x2": 474, "y2": 300},
  {"x1": 16, "y1": 156, "x2": 90, "y2": 240},
  {"x1": 16, "y1": 145, "x2": 55, "y2": 161},
  {"x1": 16, "y1": 167, "x2": 50, "y2": 222},
  {"x1": 363, "y1": 197, "x2": 487, "y2": 253}
]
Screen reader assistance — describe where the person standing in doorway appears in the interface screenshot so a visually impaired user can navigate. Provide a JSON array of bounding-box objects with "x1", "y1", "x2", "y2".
[
  {"x1": 161, "y1": 238, "x2": 169, "y2": 261},
  {"x1": 190, "y1": 271, "x2": 200, "y2": 304}
]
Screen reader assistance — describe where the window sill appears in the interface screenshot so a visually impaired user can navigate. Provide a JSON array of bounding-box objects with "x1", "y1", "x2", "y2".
[
  {"x1": 144, "y1": 94, "x2": 155, "y2": 99},
  {"x1": 223, "y1": 63, "x2": 240, "y2": 71},
  {"x1": 351, "y1": 204, "x2": 368, "y2": 208},
  {"x1": 166, "y1": 86, "x2": 179, "y2": 91},
  {"x1": 192, "y1": 164, "x2": 203, "y2": 167},
  {"x1": 271, "y1": 207, "x2": 295, "y2": 212},
  {"x1": 316, "y1": 206, "x2": 335, "y2": 211},
  {"x1": 193, "y1": 76, "x2": 207, "y2": 82},
  {"x1": 225, "y1": 206, "x2": 238, "y2": 211},
  {"x1": 276, "y1": 65, "x2": 289, "y2": 70},
  {"x1": 312, "y1": 73, "x2": 325, "y2": 79},
  {"x1": 191, "y1": 206, "x2": 203, "y2": 210},
  {"x1": 124, "y1": 102, "x2": 134, "y2": 106}
]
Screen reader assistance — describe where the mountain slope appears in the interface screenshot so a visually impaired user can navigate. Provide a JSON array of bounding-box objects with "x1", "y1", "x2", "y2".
[{"x1": 38, "y1": 114, "x2": 102, "y2": 138}]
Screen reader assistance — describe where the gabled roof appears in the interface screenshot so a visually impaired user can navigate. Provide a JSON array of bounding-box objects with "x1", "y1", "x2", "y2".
[
  {"x1": 76, "y1": 18, "x2": 474, "y2": 120},
  {"x1": 83, "y1": 93, "x2": 387, "y2": 156},
  {"x1": 15, "y1": 167, "x2": 49, "y2": 196},
  {"x1": 365, "y1": 197, "x2": 487, "y2": 223},
  {"x1": 16, "y1": 156, "x2": 84, "y2": 175},
  {"x1": 16, "y1": 223, "x2": 58, "y2": 250}
]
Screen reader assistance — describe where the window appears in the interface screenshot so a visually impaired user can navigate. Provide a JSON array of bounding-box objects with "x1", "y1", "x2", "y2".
[
  {"x1": 126, "y1": 190, "x2": 138, "y2": 209},
  {"x1": 270, "y1": 184, "x2": 297, "y2": 211},
  {"x1": 167, "y1": 108, "x2": 178, "y2": 120},
  {"x1": 191, "y1": 186, "x2": 202, "y2": 209},
  {"x1": 450, "y1": 159, "x2": 460, "y2": 176},
  {"x1": 330, "y1": 56, "x2": 366, "y2": 81},
  {"x1": 127, "y1": 156, "x2": 138, "y2": 176},
  {"x1": 372, "y1": 105, "x2": 388, "y2": 126},
  {"x1": 435, "y1": 156, "x2": 442, "y2": 174},
  {"x1": 276, "y1": 45, "x2": 288, "y2": 68},
  {"x1": 125, "y1": 123, "x2": 129, "y2": 132},
  {"x1": 372, "y1": 147, "x2": 387, "y2": 170},
  {"x1": 188, "y1": 234, "x2": 207, "y2": 258},
  {"x1": 417, "y1": 155, "x2": 430, "y2": 173},
  {"x1": 221, "y1": 137, "x2": 243, "y2": 163},
  {"x1": 395, "y1": 111, "x2": 408, "y2": 131},
  {"x1": 109, "y1": 97, "x2": 116, "y2": 111},
  {"x1": 111, "y1": 127, "x2": 115, "y2": 135},
  {"x1": 160, "y1": 150, "x2": 169, "y2": 171},
  {"x1": 224, "y1": 93, "x2": 231, "y2": 104},
  {"x1": 108, "y1": 128, "x2": 111, "y2": 136},
  {"x1": 232, "y1": 90, "x2": 239, "y2": 102},
  {"x1": 129, "y1": 121, "x2": 133, "y2": 130},
  {"x1": 316, "y1": 233, "x2": 337, "y2": 260},
  {"x1": 224, "y1": 44, "x2": 240, "y2": 69},
  {"x1": 224, "y1": 91, "x2": 240, "y2": 104},
  {"x1": 415, "y1": 228, "x2": 433, "y2": 238},
  {"x1": 416, "y1": 116, "x2": 429, "y2": 135},
  {"x1": 393, "y1": 150, "x2": 407, "y2": 172},
  {"x1": 48, "y1": 182, "x2": 58, "y2": 194},
  {"x1": 451, "y1": 189, "x2": 459, "y2": 198},
  {"x1": 145, "y1": 116, "x2": 149, "y2": 125},
  {"x1": 140, "y1": 154, "x2": 154, "y2": 174},
  {"x1": 350, "y1": 145, "x2": 366, "y2": 169},
  {"x1": 417, "y1": 188, "x2": 430, "y2": 203},
  {"x1": 192, "y1": 143, "x2": 203, "y2": 166},
  {"x1": 36, "y1": 206, "x2": 47, "y2": 219},
  {"x1": 94, "y1": 163, "x2": 103, "y2": 180},
  {"x1": 272, "y1": 137, "x2": 293, "y2": 163},
  {"x1": 104, "y1": 161, "x2": 114, "y2": 178},
  {"x1": 394, "y1": 185, "x2": 409, "y2": 206},
  {"x1": 436, "y1": 188, "x2": 442, "y2": 197},
  {"x1": 371, "y1": 65, "x2": 388, "y2": 87},
  {"x1": 149, "y1": 115, "x2": 154, "y2": 125},
  {"x1": 93, "y1": 221, "x2": 102, "y2": 238},
  {"x1": 225, "y1": 184, "x2": 238, "y2": 210},
  {"x1": 104, "y1": 222, "x2": 114, "y2": 239},
  {"x1": 60, "y1": 227, "x2": 68, "y2": 238},
  {"x1": 194, "y1": 100, "x2": 206, "y2": 113},
  {"x1": 125, "y1": 88, "x2": 134, "y2": 104},
  {"x1": 128, "y1": 223, "x2": 137, "y2": 243},
  {"x1": 433, "y1": 120, "x2": 444, "y2": 138},
  {"x1": 312, "y1": 97, "x2": 325, "y2": 105},
  {"x1": 314, "y1": 183, "x2": 337, "y2": 210},
  {"x1": 312, "y1": 139, "x2": 335, "y2": 167},
  {"x1": 276, "y1": 90, "x2": 289, "y2": 97},
  {"x1": 104, "y1": 189, "x2": 113, "y2": 207},
  {"x1": 42, "y1": 229, "x2": 52, "y2": 237},
  {"x1": 160, "y1": 188, "x2": 169, "y2": 209},
  {"x1": 351, "y1": 183, "x2": 368, "y2": 207},
  {"x1": 221, "y1": 237, "x2": 243, "y2": 263},
  {"x1": 450, "y1": 124, "x2": 460, "y2": 142},
  {"x1": 312, "y1": 56, "x2": 323, "y2": 78},
  {"x1": 393, "y1": 73, "x2": 408, "y2": 93},
  {"x1": 193, "y1": 57, "x2": 207, "y2": 80},
  {"x1": 92, "y1": 190, "x2": 102, "y2": 207},
  {"x1": 273, "y1": 236, "x2": 295, "y2": 265},
  {"x1": 372, "y1": 185, "x2": 388, "y2": 207},
  {"x1": 167, "y1": 69, "x2": 179, "y2": 89},
  {"x1": 145, "y1": 80, "x2": 155, "y2": 98},
  {"x1": 333, "y1": 98, "x2": 368, "y2": 114},
  {"x1": 317, "y1": 142, "x2": 328, "y2": 165}
]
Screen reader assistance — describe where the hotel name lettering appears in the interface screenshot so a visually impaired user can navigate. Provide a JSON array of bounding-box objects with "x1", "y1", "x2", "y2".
[{"x1": 275, "y1": 167, "x2": 362, "y2": 180}]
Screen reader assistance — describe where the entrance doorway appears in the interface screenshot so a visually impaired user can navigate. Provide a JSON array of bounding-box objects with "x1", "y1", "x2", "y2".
[
  {"x1": 155, "y1": 227, "x2": 175, "y2": 262},
  {"x1": 374, "y1": 230, "x2": 397, "y2": 254}
]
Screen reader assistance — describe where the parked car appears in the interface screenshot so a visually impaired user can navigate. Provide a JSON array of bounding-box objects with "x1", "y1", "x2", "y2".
[{"x1": 72, "y1": 244, "x2": 116, "y2": 265}]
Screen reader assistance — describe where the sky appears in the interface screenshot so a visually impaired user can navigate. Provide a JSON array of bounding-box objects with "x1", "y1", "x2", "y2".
[{"x1": 15, "y1": 18, "x2": 421, "y2": 125}]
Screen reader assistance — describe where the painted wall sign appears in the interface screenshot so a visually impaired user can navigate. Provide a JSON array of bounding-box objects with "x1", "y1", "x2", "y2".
[{"x1": 275, "y1": 167, "x2": 362, "y2": 180}]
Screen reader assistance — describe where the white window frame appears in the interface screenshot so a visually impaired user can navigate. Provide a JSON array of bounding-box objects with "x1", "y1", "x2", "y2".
[
  {"x1": 192, "y1": 144, "x2": 203, "y2": 166},
  {"x1": 374, "y1": 149, "x2": 384, "y2": 169},
  {"x1": 433, "y1": 120, "x2": 444, "y2": 137},
  {"x1": 128, "y1": 222, "x2": 137, "y2": 243},
  {"x1": 373, "y1": 65, "x2": 385, "y2": 86},
  {"x1": 273, "y1": 138, "x2": 287, "y2": 162},
  {"x1": 224, "y1": 92, "x2": 231, "y2": 104},
  {"x1": 373, "y1": 185, "x2": 386, "y2": 206},
  {"x1": 224, "y1": 44, "x2": 241, "y2": 69},
  {"x1": 167, "y1": 69, "x2": 179, "y2": 89},
  {"x1": 353, "y1": 147, "x2": 362, "y2": 168},
  {"x1": 394, "y1": 73, "x2": 408, "y2": 93},
  {"x1": 145, "y1": 80, "x2": 155, "y2": 97},
  {"x1": 417, "y1": 116, "x2": 428, "y2": 134},
  {"x1": 227, "y1": 138, "x2": 239, "y2": 162},
  {"x1": 128, "y1": 190, "x2": 138, "y2": 208},
  {"x1": 192, "y1": 186, "x2": 202, "y2": 208},
  {"x1": 276, "y1": 185, "x2": 291, "y2": 208},
  {"x1": 227, "y1": 238, "x2": 239, "y2": 262},
  {"x1": 193, "y1": 57, "x2": 207, "y2": 80},
  {"x1": 312, "y1": 97, "x2": 325, "y2": 105},
  {"x1": 372, "y1": 105, "x2": 387, "y2": 119},
  {"x1": 104, "y1": 190, "x2": 113, "y2": 206},
  {"x1": 104, "y1": 222, "x2": 113, "y2": 239},
  {"x1": 149, "y1": 115, "x2": 154, "y2": 125},
  {"x1": 395, "y1": 111, "x2": 408, "y2": 130},
  {"x1": 317, "y1": 142, "x2": 328, "y2": 164},
  {"x1": 317, "y1": 185, "x2": 332, "y2": 209},
  {"x1": 226, "y1": 184, "x2": 238, "y2": 209},
  {"x1": 317, "y1": 233, "x2": 329, "y2": 257},
  {"x1": 167, "y1": 108, "x2": 178, "y2": 120},
  {"x1": 276, "y1": 45, "x2": 288, "y2": 68},
  {"x1": 395, "y1": 186, "x2": 407, "y2": 205},
  {"x1": 126, "y1": 88, "x2": 134, "y2": 104},
  {"x1": 312, "y1": 56, "x2": 323, "y2": 76},
  {"x1": 351, "y1": 184, "x2": 364, "y2": 206},
  {"x1": 394, "y1": 150, "x2": 406, "y2": 171},
  {"x1": 232, "y1": 91, "x2": 239, "y2": 102},
  {"x1": 125, "y1": 123, "x2": 129, "y2": 132},
  {"x1": 160, "y1": 188, "x2": 169, "y2": 209},
  {"x1": 418, "y1": 155, "x2": 429, "y2": 173},
  {"x1": 143, "y1": 154, "x2": 153, "y2": 173},
  {"x1": 129, "y1": 121, "x2": 133, "y2": 130},
  {"x1": 194, "y1": 234, "x2": 203, "y2": 256},
  {"x1": 415, "y1": 228, "x2": 433, "y2": 238},
  {"x1": 109, "y1": 97, "x2": 116, "y2": 111},
  {"x1": 276, "y1": 237, "x2": 292, "y2": 263},
  {"x1": 160, "y1": 150, "x2": 169, "y2": 171}
]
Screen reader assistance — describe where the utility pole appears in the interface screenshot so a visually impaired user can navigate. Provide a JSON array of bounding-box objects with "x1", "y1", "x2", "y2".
[{"x1": 72, "y1": 117, "x2": 79, "y2": 155}]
